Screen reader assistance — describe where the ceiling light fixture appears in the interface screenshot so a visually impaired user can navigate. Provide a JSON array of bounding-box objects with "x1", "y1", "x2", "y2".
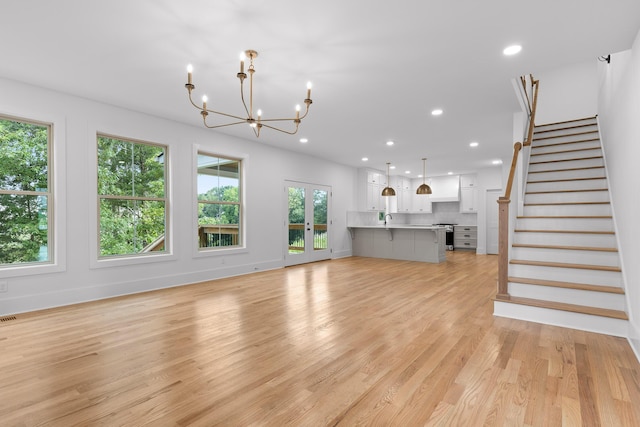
[
  {"x1": 431, "y1": 109, "x2": 443, "y2": 116},
  {"x1": 386, "y1": 140, "x2": 395, "y2": 146},
  {"x1": 503, "y1": 45, "x2": 522, "y2": 56},
  {"x1": 299, "y1": 138, "x2": 308, "y2": 143},
  {"x1": 361, "y1": 157, "x2": 369, "y2": 162},
  {"x1": 416, "y1": 158, "x2": 433, "y2": 195},
  {"x1": 185, "y1": 50, "x2": 313, "y2": 137},
  {"x1": 381, "y1": 163, "x2": 396, "y2": 197},
  {"x1": 493, "y1": 159, "x2": 503, "y2": 165},
  {"x1": 469, "y1": 141, "x2": 479, "y2": 147}
]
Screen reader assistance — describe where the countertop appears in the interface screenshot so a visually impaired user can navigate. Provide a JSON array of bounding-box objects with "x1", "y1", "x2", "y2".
[{"x1": 347, "y1": 224, "x2": 445, "y2": 230}]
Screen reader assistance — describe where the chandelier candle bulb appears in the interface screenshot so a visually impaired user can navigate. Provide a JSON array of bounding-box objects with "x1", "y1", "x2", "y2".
[
  {"x1": 187, "y1": 64, "x2": 193, "y2": 86},
  {"x1": 295, "y1": 104, "x2": 300, "y2": 120},
  {"x1": 306, "y1": 82, "x2": 312, "y2": 99},
  {"x1": 202, "y1": 95, "x2": 207, "y2": 111},
  {"x1": 239, "y1": 52, "x2": 245, "y2": 73}
]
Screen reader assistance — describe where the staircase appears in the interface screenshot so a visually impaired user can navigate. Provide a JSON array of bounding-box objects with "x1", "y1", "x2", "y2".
[{"x1": 495, "y1": 116, "x2": 629, "y2": 337}]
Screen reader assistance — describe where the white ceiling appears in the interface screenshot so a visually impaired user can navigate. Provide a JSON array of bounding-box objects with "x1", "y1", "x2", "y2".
[{"x1": 2, "y1": 0, "x2": 639, "y2": 177}]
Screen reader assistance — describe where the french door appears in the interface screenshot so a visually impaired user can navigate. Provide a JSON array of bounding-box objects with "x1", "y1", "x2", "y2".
[{"x1": 284, "y1": 181, "x2": 331, "y2": 266}]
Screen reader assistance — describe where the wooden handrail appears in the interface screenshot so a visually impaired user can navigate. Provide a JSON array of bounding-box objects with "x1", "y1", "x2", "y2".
[
  {"x1": 503, "y1": 142, "x2": 523, "y2": 199},
  {"x1": 523, "y1": 76, "x2": 540, "y2": 147},
  {"x1": 497, "y1": 75, "x2": 539, "y2": 300}
]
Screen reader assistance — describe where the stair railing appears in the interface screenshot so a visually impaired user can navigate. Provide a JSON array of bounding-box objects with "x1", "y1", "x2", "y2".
[{"x1": 497, "y1": 75, "x2": 539, "y2": 299}]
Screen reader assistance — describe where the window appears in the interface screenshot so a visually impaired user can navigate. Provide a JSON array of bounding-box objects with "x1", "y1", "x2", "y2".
[
  {"x1": 0, "y1": 115, "x2": 52, "y2": 267},
  {"x1": 97, "y1": 134, "x2": 167, "y2": 258},
  {"x1": 197, "y1": 153, "x2": 242, "y2": 250}
]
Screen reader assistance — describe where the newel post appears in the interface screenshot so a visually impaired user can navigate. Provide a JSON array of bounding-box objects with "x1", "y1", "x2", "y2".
[{"x1": 497, "y1": 197, "x2": 511, "y2": 299}]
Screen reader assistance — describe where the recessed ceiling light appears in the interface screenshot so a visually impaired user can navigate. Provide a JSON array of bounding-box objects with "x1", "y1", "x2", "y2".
[
  {"x1": 390, "y1": 165, "x2": 396, "y2": 170},
  {"x1": 492, "y1": 159, "x2": 503, "y2": 165},
  {"x1": 503, "y1": 45, "x2": 522, "y2": 56},
  {"x1": 405, "y1": 170, "x2": 411, "y2": 174},
  {"x1": 448, "y1": 171, "x2": 453, "y2": 175},
  {"x1": 299, "y1": 138, "x2": 308, "y2": 143},
  {"x1": 361, "y1": 157, "x2": 368, "y2": 162},
  {"x1": 431, "y1": 109, "x2": 443, "y2": 116},
  {"x1": 386, "y1": 140, "x2": 394, "y2": 146},
  {"x1": 469, "y1": 141, "x2": 479, "y2": 147}
]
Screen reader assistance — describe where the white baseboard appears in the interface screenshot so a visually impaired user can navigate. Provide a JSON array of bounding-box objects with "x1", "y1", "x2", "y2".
[
  {"x1": 0, "y1": 259, "x2": 283, "y2": 316},
  {"x1": 332, "y1": 249, "x2": 352, "y2": 259}
]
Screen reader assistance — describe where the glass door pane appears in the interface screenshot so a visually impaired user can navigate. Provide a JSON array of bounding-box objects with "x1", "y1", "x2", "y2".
[
  {"x1": 288, "y1": 186, "x2": 305, "y2": 254},
  {"x1": 313, "y1": 189, "x2": 328, "y2": 251}
]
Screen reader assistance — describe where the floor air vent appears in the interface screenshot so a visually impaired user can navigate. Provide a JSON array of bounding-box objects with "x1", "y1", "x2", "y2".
[{"x1": 0, "y1": 316, "x2": 17, "y2": 323}]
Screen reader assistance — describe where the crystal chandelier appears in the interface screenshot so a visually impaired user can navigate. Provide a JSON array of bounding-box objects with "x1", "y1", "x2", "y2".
[{"x1": 185, "y1": 50, "x2": 313, "y2": 137}]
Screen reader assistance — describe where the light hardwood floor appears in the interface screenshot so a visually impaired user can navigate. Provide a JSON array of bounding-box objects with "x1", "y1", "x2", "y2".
[{"x1": 1, "y1": 252, "x2": 639, "y2": 426}]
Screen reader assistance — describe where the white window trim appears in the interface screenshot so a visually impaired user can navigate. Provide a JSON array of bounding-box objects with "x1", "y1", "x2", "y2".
[
  {"x1": 0, "y1": 108, "x2": 66, "y2": 278},
  {"x1": 192, "y1": 144, "x2": 248, "y2": 259},
  {"x1": 89, "y1": 125, "x2": 176, "y2": 269}
]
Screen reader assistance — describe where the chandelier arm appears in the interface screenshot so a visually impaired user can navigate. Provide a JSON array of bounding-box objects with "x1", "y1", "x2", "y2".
[
  {"x1": 260, "y1": 122, "x2": 300, "y2": 135},
  {"x1": 202, "y1": 120, "x2": 248, "y2": 129},
  {"x1": 238, "y1": 79, "x2": 252, "y2": 119},
  {"x1": 188, "y1": 90, "x2": 246, "y2": 121}
]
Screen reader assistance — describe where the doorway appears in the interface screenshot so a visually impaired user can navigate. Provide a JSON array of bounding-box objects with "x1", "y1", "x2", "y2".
[
  {"x1": 284, "y1": 181, "x2": 331, "y2": 266},
  {"x1": 486, "y1": 189, "x2": 501, "y2": 254}
]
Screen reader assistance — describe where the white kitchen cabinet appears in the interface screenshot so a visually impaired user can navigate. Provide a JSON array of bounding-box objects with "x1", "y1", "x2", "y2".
[
  {"x1": 460, "y1": 187, "x2": 478, "y2": 212},
  {"x1": 459, "y1": 174, "x2": 478, "y2": 213},
  {"x1": 411, "y1": 178, "x2": 432, "y2": 212},
  {"x1": 460, "y1": 174, "x2": 477, "y2": 188},
  {"x1": 359, "y1": 168, "x2": 387, "y2": 211},
  {"x1": 388, "y1": 176, "x2": 411, "y2": 213}
]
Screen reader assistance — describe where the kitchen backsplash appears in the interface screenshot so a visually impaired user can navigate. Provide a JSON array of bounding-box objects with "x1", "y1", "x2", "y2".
[{"x1": 347, "y1": 202, "x2": 477, "y2": 227}]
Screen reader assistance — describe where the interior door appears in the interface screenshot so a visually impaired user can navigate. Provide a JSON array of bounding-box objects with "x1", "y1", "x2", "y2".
[
  {"x1": 486, "y1": 189, "x2": 501, "y2": 254},
  {"x1": 284, "y1": 181, "x2": 331, "y2": 266}
]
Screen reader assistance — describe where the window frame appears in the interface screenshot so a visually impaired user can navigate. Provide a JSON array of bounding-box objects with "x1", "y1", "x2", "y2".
[
  {"x1": 91, "y1": 132, "x2": 173, "y2": 268},
  {"x1": 0, "y1": 110, "x2": 66, "y2": 278},
  {"x1": 194, "y1": 146, "x2": 247, "y2": 257}
]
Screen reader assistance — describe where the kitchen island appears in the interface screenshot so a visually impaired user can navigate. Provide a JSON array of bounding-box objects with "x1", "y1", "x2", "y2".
[{"x1": 348, "y1": 225, "x2": 446, "y2": 263}]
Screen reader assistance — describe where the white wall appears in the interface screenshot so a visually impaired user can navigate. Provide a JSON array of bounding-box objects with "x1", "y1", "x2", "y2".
[
  {"x1": 0, "y1": 77, "x2": 357, "y2": 316},
  {"x1": 597, "y1": 29, "x2": 640, "y2": 359},
  {"x1": 535, "y1": 60, "x2": 599, "y2": 125},
  {"x1": 475, "y1": 167, "x2": 503, "y2": 255}
]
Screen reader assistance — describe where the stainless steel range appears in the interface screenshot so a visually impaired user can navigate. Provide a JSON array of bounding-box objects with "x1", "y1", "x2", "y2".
[{"x1": 434, "y1": 223, "x2": 456, "y2": 250}]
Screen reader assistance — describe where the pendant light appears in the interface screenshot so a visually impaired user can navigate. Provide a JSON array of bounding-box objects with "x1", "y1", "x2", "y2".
[
  {"x1": 381, "y1": 162, "x2": 396, "y2": 196},
  {"x1": 416, "y1": 158, "x2": 432, "y2": 194}
]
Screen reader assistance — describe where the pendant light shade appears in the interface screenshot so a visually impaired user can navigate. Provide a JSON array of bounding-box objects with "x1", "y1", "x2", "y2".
[
  {"x1": 381, "y1": 162, "x2": 396, "y2": 196},
  {"x1": 416, "y1": 158, "x2": 432, "y2": 195}
]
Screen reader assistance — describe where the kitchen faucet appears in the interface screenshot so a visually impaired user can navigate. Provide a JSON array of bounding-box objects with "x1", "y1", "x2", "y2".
[{"x1": 384, "y1": 213, "x2": 392, "y2": 225}]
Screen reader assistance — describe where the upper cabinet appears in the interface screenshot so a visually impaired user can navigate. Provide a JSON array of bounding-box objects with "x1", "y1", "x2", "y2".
[
  {"x1": 459, "y1": 173, "x2": 478, "y2": 213},
  {"x1": 358, "y1": 168, "x2": 387, "y2": 211},
  {"x1": 411, "y1": 178, "x2": 432, "y2": 213},
  {"x1": 429, "y1": 175, "x2": 460, "y2": 202}
]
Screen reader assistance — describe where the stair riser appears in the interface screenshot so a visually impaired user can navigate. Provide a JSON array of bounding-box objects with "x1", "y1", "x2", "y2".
[
  {"x1": 532, "y1": 132, "x2": 599, "y2": 145},
  {"x1": 533, "y1": 124, "x2": 598, "y2": 138},
  {"x1": 508, "y1": 264, "x2": 622, "y2": 286},
  {"x1": 531, "y1": 148, "x2": 602, "y2": 163},
  {"x1": 516, "y1": 217, "x2": 614, "y2": 231},
  {"x1": 493, "y1": 301, "x2": 628, "y2": 337},
  {"x1": 523, "y1": 204, "x2": 611, "y2": 216},
  {"x1": 530, "y1": 140, "x2": 601, "y2": 155},
  {"x1": 529, "y1": 158, "x2": 604, "y2": 172},
  {"x1": 526, "y1": 178, "x2": 607, "y2": 192},
  {"x1": 508, "y1": 283, "x2": 626, "y2": 311},
  {"x1": 534, "y1": 119, "x2": 597, "y2": 132},
  {"x1": 511, "y1": 247, "x2": 620, "y2": 267},
  {"x1": 528, "y1": 168, "x2": 605, "y2": 181},
  {"x1": 513, "y1": 232, "x2": 617, "y2": 247},
  {"x1": 525, "y1": 191, "x2": 609, "y2": 204}
]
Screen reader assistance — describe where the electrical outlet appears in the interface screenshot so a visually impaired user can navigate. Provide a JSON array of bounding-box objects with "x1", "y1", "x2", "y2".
[{"x1": 0, "y1": 281, "x2": 8, "y2": 293}]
